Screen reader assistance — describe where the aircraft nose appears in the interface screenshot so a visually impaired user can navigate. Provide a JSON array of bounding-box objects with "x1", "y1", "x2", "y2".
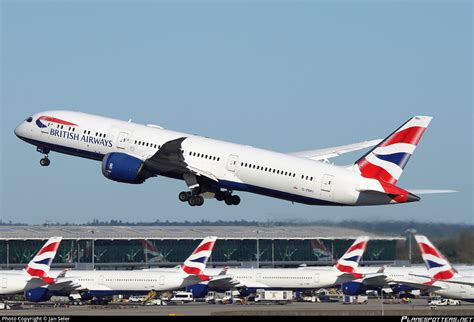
[{"x1": 14, "y1": 124, "x2": 21, "y2": 137}]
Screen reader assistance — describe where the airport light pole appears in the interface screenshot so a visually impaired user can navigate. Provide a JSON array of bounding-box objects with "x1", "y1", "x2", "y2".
[
  {"x1": 405, "y1": 229, "x2": 417, "y2": 265},
  {"x1": 253, "y1": 230, "x2": 262, "y2": 268}
]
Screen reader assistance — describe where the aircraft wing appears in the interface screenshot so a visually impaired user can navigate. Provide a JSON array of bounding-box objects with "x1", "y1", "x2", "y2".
[
  {"x1": 388, "y1": 279, "x2": 444, "y2": 293},
  {"x1": 48, "y1": 278, "x2": 88, "y2": 292},
  {"x1": 206, "y1": 275, "x2": 245, "y2": 289},
  {"x1": 407, "y1": 274, "x2": 474, "y2": 287},
  {"x1": 360, "y1": 273, "x2": 392, "y2": 287},
  {"x1": 289, "y1": 139, "x2": 382, "y2": 161},
  {"x1": 144, "y1": 137, "x2": 219, "y2": 183}
]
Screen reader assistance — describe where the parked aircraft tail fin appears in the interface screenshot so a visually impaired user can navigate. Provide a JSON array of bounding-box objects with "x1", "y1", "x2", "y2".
[
  {"x1": 334, "y1": 236, "x2": 369, "y2": 278},
  {"x1": 414, "y1": 235, "x2": 459, "y2": 281},
  {"x1": 25, "y1": 237, "x2": 62, "y2": 284},
  {"x1": 180, "y1": 236, "x2": 217, "y2": 277}
]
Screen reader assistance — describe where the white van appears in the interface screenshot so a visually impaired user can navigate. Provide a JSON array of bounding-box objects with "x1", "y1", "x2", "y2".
[{"x1": 171, "y1": 291, "x2": 194, "y2": 303}]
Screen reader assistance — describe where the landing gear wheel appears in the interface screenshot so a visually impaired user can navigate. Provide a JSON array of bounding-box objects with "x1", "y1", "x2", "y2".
[
  {"x1": 196, "y1": 196, "x2": 204, "y2": 206},
  {"x1": 179, "y1": 191, "x2": 189, "y2": 202},
  {"x1": 224, "y1": 196, "x2": 234, "y2": 206},
  {"x1": 231, "y1": 195, "x2": 241, "y2": 205},
  {"x1": 188, "y1": 196, "x2": 197, "y2": 207},
  {"x1": 40, "y1": 157, "x2": 50, "y2": 167}
]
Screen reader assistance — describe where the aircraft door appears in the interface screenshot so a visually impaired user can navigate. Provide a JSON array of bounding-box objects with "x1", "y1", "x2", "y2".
[
  {"x1": 99, "y1": 275, "x2": 104, "y2": 285},
  {"x1": 313, "y1": 273, "x2": 319, "y2": 283},
  {"x1": 321, "y1": 175, "x2": 333, "y2": 192},
  {"x1": 256, "y1": 273, "x2": 262, "y2": 283},
  {"x1": 226, "y1": 155, "x2": 239, "y2": 172},
  {"x1": 117, "y1": 132, "x2": 129, "y2": 150},
  {"x1": 1, "y1": 277, "x2": 6, "y2": 289},
  {"x1": 159, "y1": 275, "x2": 165, "y2": 286}
]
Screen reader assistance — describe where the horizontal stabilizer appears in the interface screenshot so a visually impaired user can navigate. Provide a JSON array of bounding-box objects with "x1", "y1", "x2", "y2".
[{"x1": 407, "y1": 189, "x2": 457, "y2": 194}]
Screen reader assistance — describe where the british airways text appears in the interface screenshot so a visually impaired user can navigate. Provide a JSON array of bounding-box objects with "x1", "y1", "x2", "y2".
[{"x1": 49, "y1": 128, "x2": 113, "y2": 147}]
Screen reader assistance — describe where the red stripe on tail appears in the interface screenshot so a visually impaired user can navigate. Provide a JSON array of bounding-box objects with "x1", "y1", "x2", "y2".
[
  {"x1": 37, "y1": 242, "x2": 60, "y2": 256},
  {"x1": 380, "y1": 126, "x2": 426, "y2": 147},
  {"x1": 357, "y1": 159, "x2": 397, "y2": 184},
  {"x1": 192, "y1": 241, "x2": 215, "y2": 254}
]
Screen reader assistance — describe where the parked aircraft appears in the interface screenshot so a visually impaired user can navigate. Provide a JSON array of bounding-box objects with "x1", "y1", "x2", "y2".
[
  {"x1": 15, "y1": 112, "x2": 451, "y2": 207},
  {"x1": 339, "y1": 237, "x2": 473, "y2": 299},
  {"x1": 184, "y1": 236, "x2": 369, "y2": 297},
  {"x1": 0, "y1": 237, "x2": 62, "y2": 295},
  {"x1": 23, "y1": 236, "x2": 217, "y2": 302},
  {"x1": 413, "y1": 235, "x2": 474, "y2": 302}
]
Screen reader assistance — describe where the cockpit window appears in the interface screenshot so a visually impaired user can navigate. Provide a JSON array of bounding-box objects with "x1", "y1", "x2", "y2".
[{"x1": 26, "y1": 116, "x2": 33, "y2": 123}]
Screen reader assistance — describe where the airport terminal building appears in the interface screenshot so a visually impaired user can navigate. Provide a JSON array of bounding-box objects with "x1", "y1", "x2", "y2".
[{"x1": 0, "y1": 225, "x2": 404, "y2": 270}]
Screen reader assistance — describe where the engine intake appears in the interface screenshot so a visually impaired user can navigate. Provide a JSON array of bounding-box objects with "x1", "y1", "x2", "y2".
[
  {"x1": 24, "y1": 287, "x2": 53, "y2": 302},
  {"x1": 341, "y1": 281, "x2": 366, "y2": 296},
  {"x1": 101, "y1": 153, "x2": 149, "y2": 184}
]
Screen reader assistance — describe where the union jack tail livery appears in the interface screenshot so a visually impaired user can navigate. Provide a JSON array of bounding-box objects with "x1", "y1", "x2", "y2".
[
  {"x1": 356, "y1": 116, "x2": 432, "y2": 185},
  {"x1": 414, "y1": 235, "x2": 458, "y2": 281},
  {"x1": 24, "y1": 237, "x2": 62, "y2": 284},
  {"x1": 180, "y1": 236, "x2": 217, "y2": 277},
  {"x1": 334, "y1": 236, "x2": 369, "y2": 278}
]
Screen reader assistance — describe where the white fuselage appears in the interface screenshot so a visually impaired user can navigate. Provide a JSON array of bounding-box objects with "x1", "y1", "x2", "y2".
[
  {"x1": 431, "y1": 277, "x2": 474, "y2": 302},
  {"x1": 50, "y1": 270, "x2": 199, "y2": 296},
  {"x1": 350, "y1": 266, "x2": 474, "y2": 302},
  {"x1": 0, "y1": 271, "x2": 46, "y2": 295},
  {"x1": 203, "y1": 267, "x2": 354, "y2": 290},
  {"x1": 14, "y1": 111, "x2": 394, "y2": 206}
]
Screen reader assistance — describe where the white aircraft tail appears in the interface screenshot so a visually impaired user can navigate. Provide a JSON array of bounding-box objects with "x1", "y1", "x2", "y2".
[
  {"x1": 414, "y1": 235, "x2": 459, "y2": 280},
  {"x1": 355, "y1": 116, "x2": 432, "y2": 185},
  {"x1": 179, "y1": 236, "x2": 217, "y2": 276},
  {"x1": 24, "y1": 237, "x2": 62, "y2": 284},
  {"x1": 334, "y1": 236, "x2": 369, "y2": 277}
]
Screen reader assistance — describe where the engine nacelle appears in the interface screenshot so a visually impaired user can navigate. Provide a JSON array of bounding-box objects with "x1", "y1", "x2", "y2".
[
  {"x1": 185, "y1": 283, "x2": 209, "y2": 298},
  {"x1": 24, "y1": 287, "x2": 53, "y2": 302},
  {"x1": 341, "y1": 281, "x2": 366, "y2": 296},
  {"x1": 101, "y1": 153, "x2": 148, "y2": 184}
]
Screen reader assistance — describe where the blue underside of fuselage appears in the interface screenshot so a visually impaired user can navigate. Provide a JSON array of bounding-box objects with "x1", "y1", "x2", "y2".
[
  {"x1": 18, "y1": 136, "x2": 344, "y2": 206},
  {"x1": 218, "y1": 180, "x2": 342, "y2": 206},
  {"x1": 80, "y1": 290, "x2": 150, "y2": 299}
]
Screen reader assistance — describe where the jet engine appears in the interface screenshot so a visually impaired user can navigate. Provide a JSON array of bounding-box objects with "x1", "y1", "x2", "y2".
[
  {"x1": 341, "y1": 281, "x2": 367, "y2": 296},
  {"x1": 185, "y1": 284, "x2": 210, "y2": 298},
  {"x1": 24, "y1": 287, "x2": 53, "y2": 302},
  {"x1": 101, "y1": 153, "x2": 150, "y2": 184}
]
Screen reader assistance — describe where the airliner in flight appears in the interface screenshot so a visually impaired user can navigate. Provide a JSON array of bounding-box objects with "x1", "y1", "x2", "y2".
[
  {"x1": 15, "y1": 111, "x2": 448, "y2": 207},
  {"x1": 0, "y1": 237, "x2": 62, "y2": 296}
]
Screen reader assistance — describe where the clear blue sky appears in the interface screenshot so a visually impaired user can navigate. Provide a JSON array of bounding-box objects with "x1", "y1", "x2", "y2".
[{"x1": 1, "y1": 1, "x2": 472, "y2": 225}]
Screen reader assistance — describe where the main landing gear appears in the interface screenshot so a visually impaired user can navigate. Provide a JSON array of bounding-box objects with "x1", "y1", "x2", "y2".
[
  {"x1": 178, "y1": 190, "x2": 241, "y2": 207},
  {"x1": 37, "y1": 147, "x2": 51, "y2": 167},
  {"x1": 215, "y1": 191, "x2": 241, "y2": 206},
  {"x1": 179, "y1": 191, "x2": 204, "y2": 207}
]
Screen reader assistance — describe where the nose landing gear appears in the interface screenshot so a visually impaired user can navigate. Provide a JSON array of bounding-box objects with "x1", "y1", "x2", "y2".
[
  {"x1": 40, "y1": 157, "x2": 50, "y2": 167},
  {"x1": 37, "y1": 147, "x2": 51, "y2": 167}
]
